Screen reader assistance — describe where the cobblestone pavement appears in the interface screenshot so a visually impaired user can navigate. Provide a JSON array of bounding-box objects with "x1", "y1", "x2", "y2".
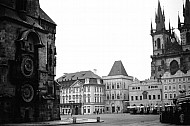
[{"x1": 66, "y1": 113, "x2": 179, "y2": 126}]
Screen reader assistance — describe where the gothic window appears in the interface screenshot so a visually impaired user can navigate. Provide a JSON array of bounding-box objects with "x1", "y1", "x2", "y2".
[
  {"x1": 155, "y1": 41, "x2": 157, "y2": 47},
  {"x1": 170, "y1": 60, "x2": 179, "y2": 75},
  {"x1": 186, "y1": 32, "x2": 190, "y2": 44},
  {"x1": 157, "y1": 38, "x2": 161, "y2": 49}
]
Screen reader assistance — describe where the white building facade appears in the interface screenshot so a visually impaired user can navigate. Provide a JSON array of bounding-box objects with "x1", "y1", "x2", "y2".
[
  {"x1": 57, "y1": 71, "x2": 105, "y2": 115},
  {"x1": 129, "y1": 78, "x2": 162, "y2": 108},
  {"x1": 102, "y1": 61, "x2": 133, "y2": 113},
  {"x1": 161, "y1": 70, "x2": 190, "y2": 105}
]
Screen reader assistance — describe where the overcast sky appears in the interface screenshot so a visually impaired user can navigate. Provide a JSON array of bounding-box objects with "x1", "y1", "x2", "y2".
[{"x1": 40, "y1": 0, "x2": 183, "y2": 80}]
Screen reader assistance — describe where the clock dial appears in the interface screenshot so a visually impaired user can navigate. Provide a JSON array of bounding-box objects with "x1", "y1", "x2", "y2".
[
  {"x1": 21, "y1": 84, "x2": 34, "y2": 103},
  {"x1": 21, "y1": 56, "x2": 34, "y2": 77}
]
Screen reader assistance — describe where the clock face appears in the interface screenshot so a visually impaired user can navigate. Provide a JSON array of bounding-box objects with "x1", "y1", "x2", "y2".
[
  {"x1": 21, "y1": 84, "x2": 34, "y2": 103},
  {"x1": 21, "y1": 56, "x2": 34, "y2": 77},
  {"x1": 170, "y1": 60, "x2": 179, "y2": 75}
]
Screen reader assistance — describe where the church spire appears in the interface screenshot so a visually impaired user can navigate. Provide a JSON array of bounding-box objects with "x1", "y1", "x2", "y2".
[
  {"x1": 151, "y1": 20, "x2": 153, "y2": 34},
  {"x1": 184, "y1": 0, "x2": 190, "y2": 24},
  {"x1": 178, "y1": 12, "x2": 181, "y2": 29},
  {"x1": 169, "y1": 19, "x2": 171, "y2": 35},
  {"x1": 155, "y1": 0, "x2": 165, "y2": 31}
]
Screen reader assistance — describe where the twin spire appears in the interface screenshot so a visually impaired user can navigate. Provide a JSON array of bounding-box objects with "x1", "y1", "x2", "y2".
[{"x1": 155, "y1": 0, "x2": 165, "y2": 31}]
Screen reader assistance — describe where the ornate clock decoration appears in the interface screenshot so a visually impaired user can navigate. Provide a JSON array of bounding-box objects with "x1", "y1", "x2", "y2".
[
  {"x1": 21, "y1": 84, "x2": 34, "y2": 103},
  {"x1": 21, "y1": 56, "x2": 34, "y2": 77}
]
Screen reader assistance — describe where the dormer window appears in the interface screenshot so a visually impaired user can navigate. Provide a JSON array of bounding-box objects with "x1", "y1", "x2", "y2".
[
  {"x1": 97, "y1": 79, "x2": 100, "y2": 84},
  {"x1": 85, "y1": 78, "x2": 89, "y2": 84}
]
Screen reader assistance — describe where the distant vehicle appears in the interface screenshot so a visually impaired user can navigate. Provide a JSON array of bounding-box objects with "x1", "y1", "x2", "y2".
[{"x1": 160, "y1": 94, "x2": 190, "y2": 125}]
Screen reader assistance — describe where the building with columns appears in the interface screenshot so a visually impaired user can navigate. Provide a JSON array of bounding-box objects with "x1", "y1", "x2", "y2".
[
  {"x1": 57, "y1": 71, "x2": 105, "y2": 115},
  {"x1": 102, "y1": 60, "x2": 133, "y2": 113}
]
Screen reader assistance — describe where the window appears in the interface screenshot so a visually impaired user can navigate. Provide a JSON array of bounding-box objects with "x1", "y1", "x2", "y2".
[
  {"x1": 170, "y1": 94, "x2": 172, "y2": 99},
  {"x1": 107, "y1": 84, "x2": 109, "y2": 89},
  {"x1": 149, "y1": 95, "x2": 151, "y2": 100},
  {"x1": 173, "y1": 85, "x2": 176, "y2": 90},
  {"x1": 112, "y1": 84, "x2": 114, "y2": 89},
  {"x1": 135, "y1": 96, "x2": 138, "y2": 100},
  {"x1": 157, "y1": 38, "x2": 161, "y2": 49},
  {"x1": 84, "y1": 107, "x2": 86, "y2": 113},
  {"x1": 88, "y1": 94, "x2": 90, "y2": 103},
  {"x1": 124, "y1": 94, "x2": 126, "y2": 99},
  {"x1": 117, "y1": 84, "x2": 119, "y2": 89},
  {"x1": 165, "y1": 86, "x2": 167, "y2": 90},
  {"x1": 88, "y1": 86, "x2": 90, "y2": 92},
  {"x1": 174, "y1": 93, "x2": 176, "y2": 98},
  {"x1": 88, "y1": 107, "x2": 90, "y2": 113},
  {"x1": 140, "y1": 96, "x2": 142, "y2": 100},
  {"x1": 106, "y1": 107, "x2": 109, "y2": 111},
  {"x1": 107, "y1": 94, "x2": 109, "y2": 100},
  {"x1": 158, "y1": 95, "x2": 160, "y2": 99},
  {"x1": 153, "y1": 95, "x2": 156, "y2": 100},
  {"x1": 84, "y1": 94, "x2": 86, "y2": 103},
  {"x1": 169, "y1": 86, "x2": 171, "y2": 90},
  {"x1": 131, "y1": 96, "x2": 134, "y2": 101},
  {"x1": 112, "y1": 94, "x2": 114, "y2": 100},
  {"x1": 69, "y1": 95, "x2": 71, "y2": 100},
  {"x1": 179, "y1": 85, "x2": 181, "y2": 89},
  {"x1": 117, "y1": 94, "x2": 120, "y2": 99},
  {"x1": 95, "y1": 95, "x2": 97, "y2": 102},
  {"x1": 165, "y1": 94, "x2": 167, "y2": 99}
]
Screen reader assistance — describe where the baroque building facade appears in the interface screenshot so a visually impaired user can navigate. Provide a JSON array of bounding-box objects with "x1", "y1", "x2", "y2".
[
  {"x1": 0, "y1": 0, "x2": 59, "y2": 123},
  {"x1": 129, "y1": 78, "x2": 162, "y2": 108},
  {"x1": 57, "y1": 71, "x2": 105, "y2": 115},
  {"x1": 102, "y1": 60, "x2": 133, "y2": 113},
  {"x1": 162, "y1": 70, "x2": 190, "y2": 105}
]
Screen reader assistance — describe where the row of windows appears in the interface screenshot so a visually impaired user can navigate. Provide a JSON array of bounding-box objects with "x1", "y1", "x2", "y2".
[
  {"x1": 164, "y1": 84, "x2": 190, "y2": 91},
  {"x1": 131, "y1": 94, "x2": 161, "y2": 101},
  {"x1": 164, "y1": 93, "x2": 177, "y2": 99},
  {"x1": 106, "y1": 83, "x2": 126, "y2": 90},
  {"x1": 148, "y1": 85, "x2": 158, "y2": 89},
  {"x1": 106, "y1": 94, "x2": 126, "y2": 100},
  {"x1": 132, "y1": 87, "x2": 140, "y2": 90},
  {"x1": 94, "y1": 87, "x2": 103, "y2": 92},
  {"x1": 62, "y1": 86, "x2": 103, "y2": 94},
  {"x1": 163, "y1": 77, "x2": 190, "y2": 83}
]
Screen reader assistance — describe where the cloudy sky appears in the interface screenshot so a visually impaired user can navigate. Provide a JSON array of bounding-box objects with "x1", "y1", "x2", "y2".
[{"x1": 40, "y1": 0, "x2": 183, "y2": 80}]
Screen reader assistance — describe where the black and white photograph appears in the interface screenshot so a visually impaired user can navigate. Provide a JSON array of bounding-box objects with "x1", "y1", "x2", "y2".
[{"x1": 0, "y1": 0, "x2": 190, "y2": 125}]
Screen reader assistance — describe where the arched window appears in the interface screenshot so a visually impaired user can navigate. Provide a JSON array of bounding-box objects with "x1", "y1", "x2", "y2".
[
  {"x1": 170, "y1": 60, "x2": 179, "y2": 75},
  {"x1": 157, "y1": 38, "x2": 161, "y2": 49}
]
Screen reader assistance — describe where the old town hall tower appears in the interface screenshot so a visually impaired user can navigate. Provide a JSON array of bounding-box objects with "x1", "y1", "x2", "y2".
[
  {"x1": 0, "y1": 0, "x2": 60, "y2": 123},
  {"x1": 150, "y1": 0, "x2": 190, "y2": 79}
]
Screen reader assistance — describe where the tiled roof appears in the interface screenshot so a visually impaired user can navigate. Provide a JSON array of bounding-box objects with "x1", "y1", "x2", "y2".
[
  {"x1": 57, "y1": 70, "x2": 101, "y2": 82},
  {"x1": 108, "y1": 60, "x2": 128, "y2": 76},
  {"x1": 39, "y1": 8, "x2": 56, "y2": 25}
]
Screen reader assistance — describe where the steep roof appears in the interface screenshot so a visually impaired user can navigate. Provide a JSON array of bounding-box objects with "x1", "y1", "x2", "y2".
[
  {"x1": 39, "y1": 8, "x2": 56, "y2": 25},
  {"x1": 56, "y1": 70, "x2": 101, "y2": 82},
  {"x1": 108, "y1": 60, "x2": 128, "y2": 76}
]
